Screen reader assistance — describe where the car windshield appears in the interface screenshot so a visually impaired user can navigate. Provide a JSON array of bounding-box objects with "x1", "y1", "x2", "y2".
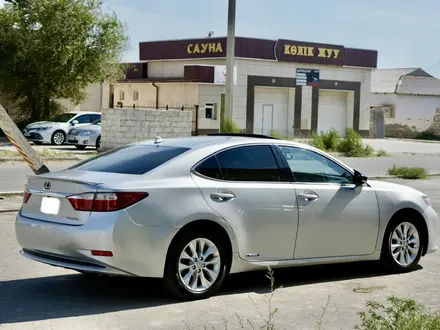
[
  {"x1": 50, "y1": 113, "x2": 77, "y2": 123},
  {"x1": 92, "y1": 119, "x2": 101, "y2": 125}
]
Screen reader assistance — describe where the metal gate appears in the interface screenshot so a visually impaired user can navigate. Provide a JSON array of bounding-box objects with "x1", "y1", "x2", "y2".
[{"x1": 369, "y1": 106, "x2": 385, "y2": 138}]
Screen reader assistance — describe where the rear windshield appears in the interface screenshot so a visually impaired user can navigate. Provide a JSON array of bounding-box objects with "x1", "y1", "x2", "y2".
[{"x1": 70, "y1": 145, "x2": 190, "y2": 175}]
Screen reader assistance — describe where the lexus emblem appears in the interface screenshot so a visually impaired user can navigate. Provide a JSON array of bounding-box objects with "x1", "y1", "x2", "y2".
[{"x1": 44, "y1": 181, "x2": 51, "y2": 190}]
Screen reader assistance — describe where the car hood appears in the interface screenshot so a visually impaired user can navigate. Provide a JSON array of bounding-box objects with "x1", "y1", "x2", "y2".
[
  {"x1": 26, "y1": 121, "x2": 59, "y2": 129},
  {"x1": 367, "y1": 180, "x2": 425, "y2": 196}
]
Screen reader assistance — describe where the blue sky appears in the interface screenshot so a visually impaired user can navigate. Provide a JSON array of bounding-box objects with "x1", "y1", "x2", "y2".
[
  {"x1": 0, "y1": 0, "x2": 438, "y2": 76},
  {"x1": 103, "y1": 0, "x2": 440, "y2": 77}
]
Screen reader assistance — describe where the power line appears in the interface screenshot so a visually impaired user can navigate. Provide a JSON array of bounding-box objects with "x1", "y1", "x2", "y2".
[{"x1": 425, "y1": 60, "x2": 440, "y2": 70}]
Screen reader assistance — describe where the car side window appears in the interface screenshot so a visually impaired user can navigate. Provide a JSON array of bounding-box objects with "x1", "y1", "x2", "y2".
[
  {"x1": 75, "y1": 115, "x2": 91, "y2": 124},
  {"x1": 278, "y1": 146, "x2": 353, "y2": 184},
  {"x1": 215, "y1": 145, "x2": 282, "y2": 182},
  {"x1": 90, "y1": 114, "x2": 101, "y2": 122},
  {"x1": 194, "y1": 156, "x2": 222, "y2": 180}
]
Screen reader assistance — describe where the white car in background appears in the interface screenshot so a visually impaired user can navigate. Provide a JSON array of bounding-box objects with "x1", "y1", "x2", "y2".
[
  {"x1": 67, "y1": 118, "x2": 101, "y2": 150},
  {"x1": 23, "y1": 112, "x2": 101, "y2": 146}
]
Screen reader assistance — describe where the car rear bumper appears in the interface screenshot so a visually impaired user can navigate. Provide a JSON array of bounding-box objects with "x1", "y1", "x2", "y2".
[
  {"x1": 15, "y1": 210, "x2": 179, "y2": 278},
  {"x1": 19, "y1": 248, "x2": 130, "y2": 276},
  {"x1": 67, "y1": 135, "x2": 98, "y2": 147}
]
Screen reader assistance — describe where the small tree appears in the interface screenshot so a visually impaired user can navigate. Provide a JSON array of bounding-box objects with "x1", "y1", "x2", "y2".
[{"x1": 0, "y1": 0, "x2": 129, "y2": 121}]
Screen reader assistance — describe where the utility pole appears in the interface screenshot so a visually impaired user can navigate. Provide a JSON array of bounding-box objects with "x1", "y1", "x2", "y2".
[
  {"x1": 0, "y1": 103, "x2": 49, "y2": 174},
  {"x1": 224, "y1": 0, "x2": 236, "y2": 122}
]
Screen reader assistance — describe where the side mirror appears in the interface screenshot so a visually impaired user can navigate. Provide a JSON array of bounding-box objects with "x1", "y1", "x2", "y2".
[
  {"x1": 71, "y1": 120, "x2": 79, "y2": 125},
  {"x1": 353, "y1": 169, "x2": 368, "y2": 186}
]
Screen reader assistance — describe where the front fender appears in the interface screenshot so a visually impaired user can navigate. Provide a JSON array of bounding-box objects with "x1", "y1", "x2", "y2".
[{"x1": 374, "y1": 188, "x2": 428, "y2": 252}]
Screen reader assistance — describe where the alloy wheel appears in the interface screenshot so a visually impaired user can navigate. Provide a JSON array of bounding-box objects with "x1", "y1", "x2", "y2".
[
  {"x1": 390, "y1": 222, "x2": 420, "y2": 267},
  {"x1": 178, "y1": 238, "x2": 221, "y2": 293},
  {"x1": 53, "y1": 132, "x2": 65, "y2": 145}
]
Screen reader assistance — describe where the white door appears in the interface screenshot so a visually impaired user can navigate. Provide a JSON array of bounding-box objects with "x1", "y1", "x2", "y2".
[
  {"x1": 254, "y1": 87, "x2": 289, "y2": 136},
  {"x1": 262, "y1": 105, "x2": 273, "y2": 135},
  {"x1": 317, "y1": 91, "x2": 347, "y2": 136}
]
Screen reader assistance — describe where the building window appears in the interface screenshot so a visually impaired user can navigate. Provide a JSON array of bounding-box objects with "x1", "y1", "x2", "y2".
[
  {"x1": 133, "y1": 91, "x2": 139, "y2": 100},
  {"x1": 119, "y1": 91, "x2": 125, "y2": 101}
]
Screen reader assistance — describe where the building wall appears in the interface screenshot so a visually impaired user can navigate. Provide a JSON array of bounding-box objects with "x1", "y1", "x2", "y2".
[
  {"x1": 58, "y1": 83, "x2": 109, "y2": 112},
  {"x1": 234, "y1": 58, "x2": 372, "y2": 134},
  {"x1": 0, "y1": 83, "x2": 108, "y2": 121},
  {"x1": 148, "y1": 59, "x2": 225, "y2": 78},
  {"x1": 371, "y1": 93, "x2": 440, "y2": 137},
  {"x1": 101, "y1": 108, "x2": 192, "y2": 150},
  {"x1": 113, "y1": 82, "x2": 199, "y2": 109},
  {"x1": 300, "y1": 87, "x2": 312, "y2": 131},
  {"x1": 138, "y1": 57, "x2": 372, "y2": 135},
  {"x1": 197, "y1": 84, "x2": 224, "y2": 132},
  {"x1": 395, "y1": 94, "x2": 440, "y2": 119}
]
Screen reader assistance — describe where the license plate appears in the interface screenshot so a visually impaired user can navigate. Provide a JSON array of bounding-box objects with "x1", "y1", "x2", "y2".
[{"x1": 41, "y1": 197, "x2": 60, "y2": 215}]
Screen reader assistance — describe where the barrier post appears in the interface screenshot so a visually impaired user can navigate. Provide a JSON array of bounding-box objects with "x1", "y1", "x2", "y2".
[{"x1": 0, "y1": 103, "x2": 49, "y2": 174}]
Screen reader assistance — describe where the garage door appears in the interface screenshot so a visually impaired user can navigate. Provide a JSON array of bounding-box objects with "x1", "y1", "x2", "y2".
[
  {"x1": 317, "y1": 90, "x2": 347, "y2": 136},
  {"x1": 254, "y1": 87, "x2": 288, "y2": 136}
]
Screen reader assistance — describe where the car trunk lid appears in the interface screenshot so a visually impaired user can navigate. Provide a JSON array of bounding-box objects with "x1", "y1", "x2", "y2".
[
  {"x1": 21, "y1": 170, "x2": 142, "y2": 225},
  {"x1": 21, "y1": 171, "x2": 105, "y2": 225}
]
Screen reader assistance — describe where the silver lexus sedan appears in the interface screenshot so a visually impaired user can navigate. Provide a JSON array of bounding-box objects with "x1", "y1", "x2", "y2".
[{"x1": 15, "y1": 134, "x2": 440, "y2": 300}]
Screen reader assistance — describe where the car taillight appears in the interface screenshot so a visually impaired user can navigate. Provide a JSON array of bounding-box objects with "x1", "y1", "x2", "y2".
[
  {"x1": 23, "y1": 190, "x2": 31, "y2": 204},
  {"x1": 67, "y1": 192, "x2": 148, "y2": 212}
]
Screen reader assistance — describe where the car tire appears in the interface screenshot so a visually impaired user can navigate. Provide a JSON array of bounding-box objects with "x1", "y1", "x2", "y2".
[
  {"x1": 95, "y1": 136, "x2": 101, "y2": 150},
  {"x1": 75, "y1": 145, "x2": 87, "y2": 150},
  {"x1": 51, "y1": 130, "x2": 66, "y2": 145},
  {"x1": 380, "y1": 216, "x2": 424, "y2": 273},
  {"x1": 164, "y1": 231, "x2": 229, "y2": 300}
]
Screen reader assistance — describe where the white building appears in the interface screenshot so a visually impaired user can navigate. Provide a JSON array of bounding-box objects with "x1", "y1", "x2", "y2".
[
  {"x1": 114, "y1": 37, "x2": 378, "y2": 137},
  {"x1": 371, "y1": 68, "x2": 440, "y2": 137},
  {"x1": 0, "y1": 83, "x2": 109, "y2": 121}
]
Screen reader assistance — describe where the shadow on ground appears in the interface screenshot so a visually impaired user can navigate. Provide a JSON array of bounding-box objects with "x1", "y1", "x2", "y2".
[{"x1": 0, "y1": 261, "x2": 420, "y2": 324}]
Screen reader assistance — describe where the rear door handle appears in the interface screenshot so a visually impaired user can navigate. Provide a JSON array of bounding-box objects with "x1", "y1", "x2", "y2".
[
  {"x1": 210, "y1": 192, "x2": 235, "y2": 202},
  {"x1": 298, "y1": 193, "x2": 319, "y2": 201}
]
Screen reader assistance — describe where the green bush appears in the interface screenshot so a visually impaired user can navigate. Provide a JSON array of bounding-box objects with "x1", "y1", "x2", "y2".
[
  {"x1": 337, "y1": 128, "x2": 374, "y2": 157},
  {"x1": 310, "y1": 128, "x2": 373, "y2": 157},
  {"x1": 321, "y1": 129, "x2": 341, "y2": 151},
  {"x1": 355, "y1": 296, "x2": 440, "y2": 330},
  {"x1": 387, "y1": 165, "x2": 428, "y2": 179},
  {"x1": 310, "y1": 132, "x2": 326, "y2": 150},
  {"x1": 376, "y1": 149, "x2": 388, "y2": 157},
  {"x1": 269, "y1": 129, "x2": 284, "y2": 139},
  {"x1": 310, "y1": 129, "x2": 341, "y2": 151},
  {"x1": 220, "y1": 116, "x2": 241, "y2": 133}
]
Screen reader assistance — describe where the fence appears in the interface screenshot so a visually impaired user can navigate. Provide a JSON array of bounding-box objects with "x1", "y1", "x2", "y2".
[{"x1": 112, "y1": 103, "x2": 199, "y2": 136}]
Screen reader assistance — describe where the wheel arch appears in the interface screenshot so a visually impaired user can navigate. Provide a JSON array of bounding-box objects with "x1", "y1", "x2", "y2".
[
  {"x1": 51, "y1": 129, "x2": 66, "y2": 144},
  {"x1": 383, "y1": 207, "x2": 429, "y2": 256},
  {"x1": 164, "y1": 219, "x2": 236, "y2": 274}
]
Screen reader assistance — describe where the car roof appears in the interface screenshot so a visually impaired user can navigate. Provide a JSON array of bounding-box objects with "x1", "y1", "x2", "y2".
[
  {"x1": 134, "y1": 134, "x2": 304, "y2": 149},
  {"x1": 72, "y1": 111, "x2": 101, "y2": 114}
]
